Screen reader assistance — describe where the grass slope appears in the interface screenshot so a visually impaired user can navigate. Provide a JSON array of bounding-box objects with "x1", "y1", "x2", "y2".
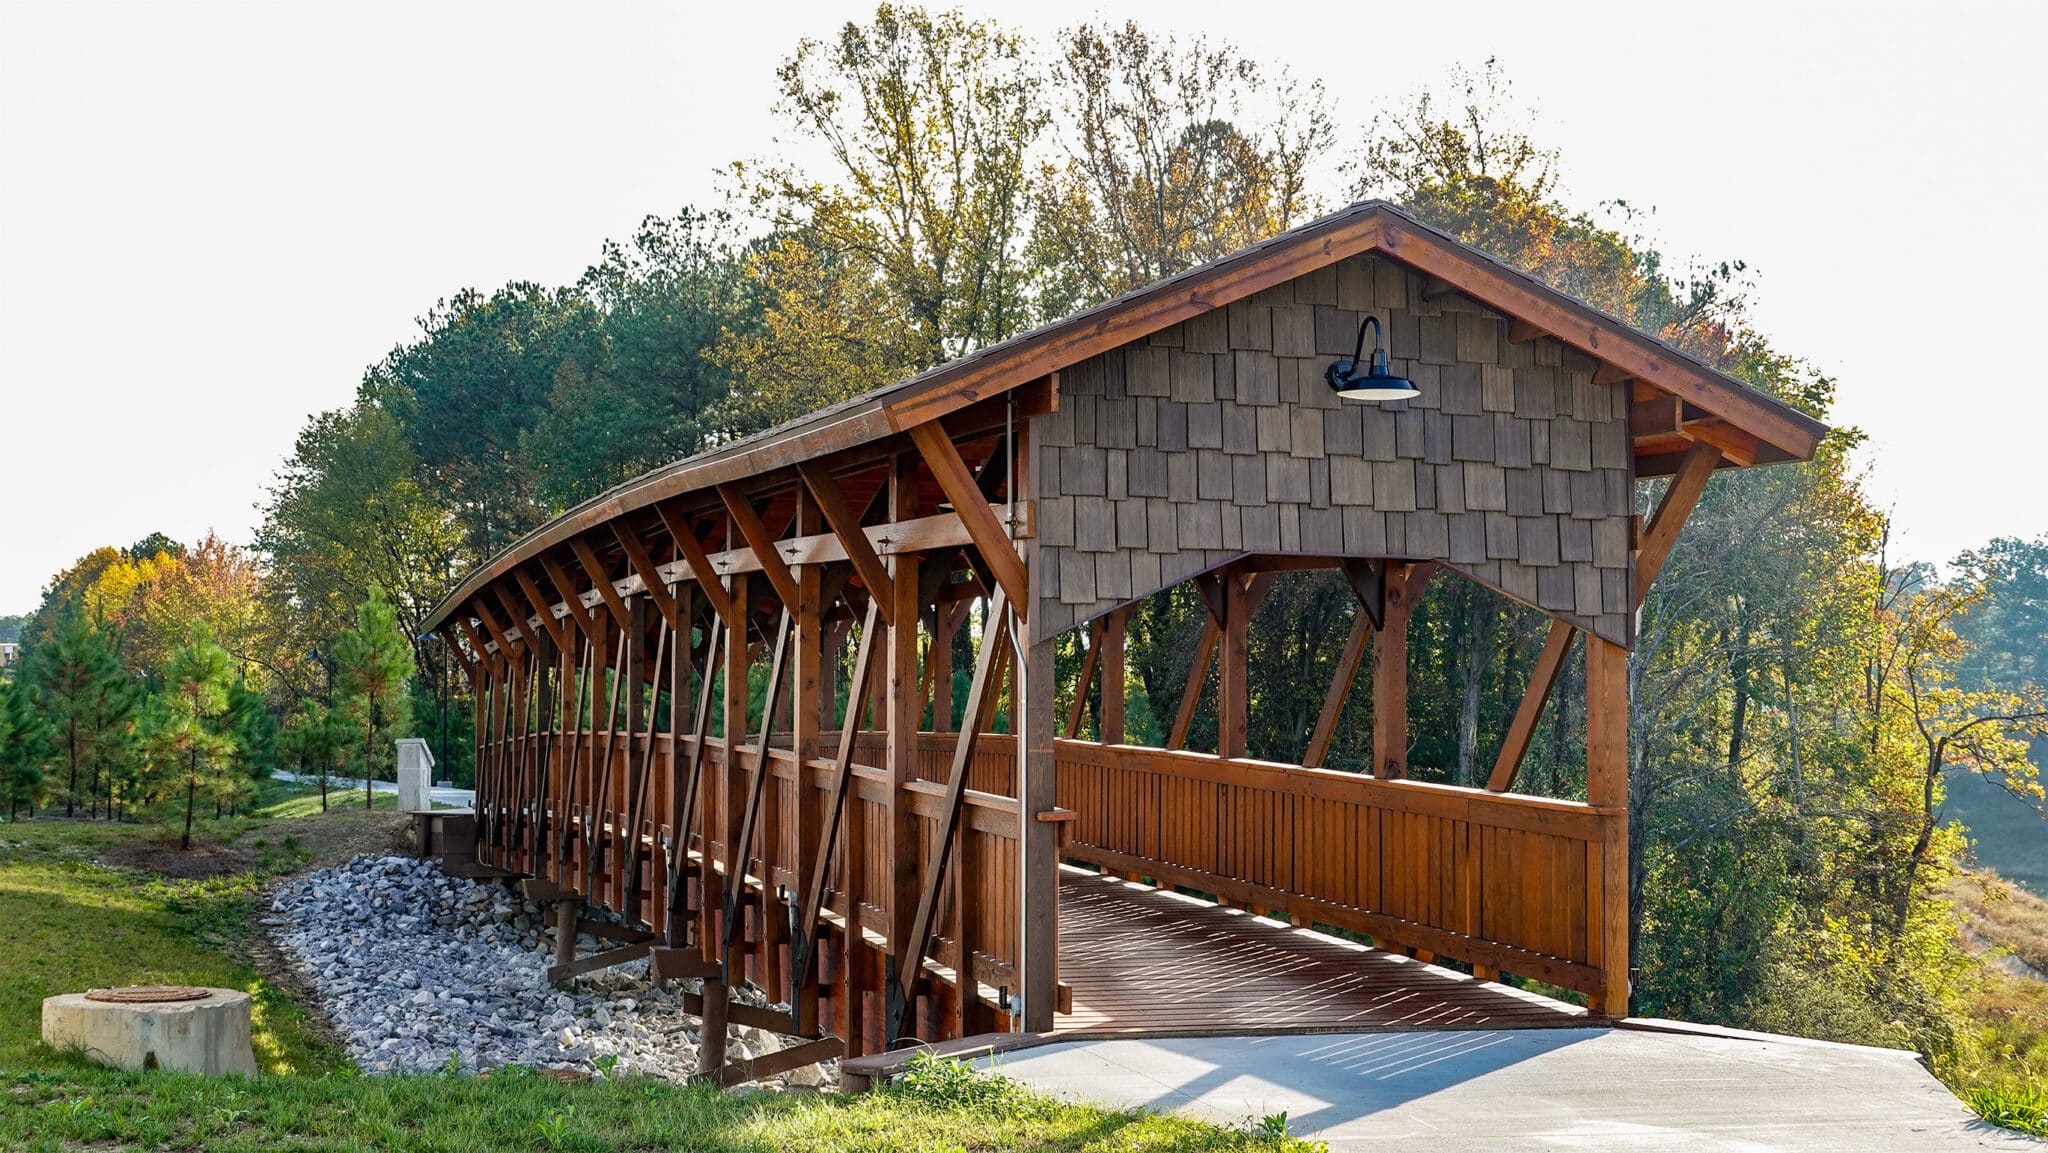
[{"x1": 0, "y1": 782, "x2": 1318, "y2": 1152}]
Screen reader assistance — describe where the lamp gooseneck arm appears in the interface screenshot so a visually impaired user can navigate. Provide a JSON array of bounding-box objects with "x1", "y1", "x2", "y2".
[{"x1": 1352, "y1": 315, "x2": 1381, "y2": 365}]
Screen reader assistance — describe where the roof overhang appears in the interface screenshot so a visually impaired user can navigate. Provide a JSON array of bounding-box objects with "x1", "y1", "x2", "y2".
[{"x1": 423, "y1": 201, "x2": 1827, "y2": 635}]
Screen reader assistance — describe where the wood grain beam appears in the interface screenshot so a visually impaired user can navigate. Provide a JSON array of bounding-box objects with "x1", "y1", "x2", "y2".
[
  {"x1": 1304, "y1": 609, "x2": 1373, "y2": 768},
  {"x1": 890, "y1": 584, "x2": 1012, "y2": 1039},
  {"x1": 540, "y1": 554, "x2": 601, "y2": 644},
  {"x1": 1168, "y1": 617, "x2": 1219, "y2": 750},
  {"x1": 614, "y1": 522, "x2": 678, "y2": 629},
  {"x1": 657, "y1": 503, "x2": 742, "y2": 630},
  {"x1": 514, "y1": 568, "x2": 570, "y2": 651},
  {"x1": 798, "y1": 461, "x2": 895, "y2": 624},
  {"x1": 907, "y1": 421, "x2": 1029, "y2": 620},
  {"x1": 1487, "y1": 441, "x2": 1722, "y2": 793},
  {"x1": 1064, "y1": 619, "x2": 1106, "y2": 740},
  {"x1": 571, "y1": 538, "x2": 631, "y2": 628},
  {"x1": 718, "y1": 484, "x2": 802, "y2": 610}
]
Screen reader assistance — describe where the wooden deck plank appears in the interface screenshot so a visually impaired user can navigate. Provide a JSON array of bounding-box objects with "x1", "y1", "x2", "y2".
[{"x1": 1055, "y1": 870, "x2": 1585, "y2": 1034}]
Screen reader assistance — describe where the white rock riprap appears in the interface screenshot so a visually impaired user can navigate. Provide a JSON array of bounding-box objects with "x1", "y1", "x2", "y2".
[{"x1": 265, "y1": 854, "x2": 832, "y2": 1088}]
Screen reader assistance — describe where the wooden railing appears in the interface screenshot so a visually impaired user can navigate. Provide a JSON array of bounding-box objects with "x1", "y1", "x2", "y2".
[
  {"x1": 1053, "y1": 740, "x2": 1619, "y2": 999},
  {"x1": 473, "y1": 728, "x2": 1024, "y2": 1013}
]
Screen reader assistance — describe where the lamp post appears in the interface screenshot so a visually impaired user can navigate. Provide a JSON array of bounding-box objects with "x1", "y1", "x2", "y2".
[{"x1": 1325, "y1": 315, "x2": 1419, "y2": 402}]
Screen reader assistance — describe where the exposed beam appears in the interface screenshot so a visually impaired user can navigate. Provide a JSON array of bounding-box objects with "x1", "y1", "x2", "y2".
[
  {"x1": 1168, "y1": 616, "x2": 1220, "y2": 750},
  {"x1": 798, "y1": 461, "x2": 895, "y2": 624},
  {"x1": 1488, "y1": 441, "x2": 1722, "y2": 793},
  {"x1": 1507, "y1": 319, "x2": 1547, "y2": 344},
  {"x1": 1340, "y1": 558, "x2": 1386, "y2": 629},
  {"x1": 571, "y1": 538, "x2": 631, "y2": 628},
  {"x1": 1064, "y1": 619, "x2": 1106, "y2": 740},
  {"x1": 1484, "y1": 621, "x2": 1576, "y2": 793},
  {"x1": 492, "y1": 585, "x2": 539, "y2": 654},
  {"x1": 718, "y1": 484, "x2": 802, "y2": 610},
  {"x1": 1304, "y1": 609, "x2": 1373, "y2": 768},
  {"x1": 472, "y1": 597, "x2": 520, "y2": 659},
  {"x1": 1638, "y1": 442, "x2": 1723, "y2": 582},
  {"x1": 1591, "y1": 363, "x2": 1632, "y2": 387},
  {"x1": 657, "y1": 503, "x2": 742, "y2": 629},
  {"x1": 614, "y1": 521, "x2": 679, "y2": 629},
  {"x1": 1371, "y1": 562, "x2": 1436, "y2": 780},
  {"x1": 454, "y1": 615, "x2": 498, "y2": 675},
  {"x1": 514, "y1": 568, "x2": 570, "y2": 651},
  {"x1": 908, "y1": 421, "x2": 1030, "y2": 620},
  {"x1": 540, "y1": 554, "x2": 601, "y2": 644}
]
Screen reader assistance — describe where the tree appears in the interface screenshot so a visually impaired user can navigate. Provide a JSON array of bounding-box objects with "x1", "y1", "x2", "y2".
[
  {"x1": 332, "y1": 585, "x2": 414, "y2": 809},
  {"x1": 521, "y1": 209, "x2": 758, "y2": 504},
  {"x1": 720, "y1": 3, "x2": 1045, "y2": 418},
  {"x1": 222, "y1": 676, "x2": 275, "y2": 818},
  {"x1": 279, "y1": 700, "x2": 344, "y2": 813},
  {"x1": 28, "y1": 612, "x2": 134, "y2": 817},
  {"x1": 257, "y1": 401, "x2": 461, "y2": 679},
  {"x1": 0, "y1": 678, "x2": 48, "y2": 819},
  {"x1": 1871, "y1": 561, "x2": 2048, "y2": 935},
  {"x1": 142, "y1": 624, "x2": 237, "y2": 849},
  {"x1": 365, "y1": 283, "x2": 603, "y2": 558},
  {"x1": 1953, "y1": 535, "x2": 2048, "y2": 691},
  {"x1": 1029, "y1": 21, "x2": 1333, "y2": 317}
]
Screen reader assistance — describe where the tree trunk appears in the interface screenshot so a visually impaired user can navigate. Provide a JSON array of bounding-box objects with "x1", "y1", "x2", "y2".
[
  {"x1": 65, "y1": 721, "x2": 79, "y2": 818},
  {"x1": 365, "y1": 701, "x2": 376, "y2": 811},
  {"x1": 182, "y1": 750, "x2": 198, "y2": 851},
  {"x1": 1894, "y1": 747, "x2": 1942, "y2": 937}
]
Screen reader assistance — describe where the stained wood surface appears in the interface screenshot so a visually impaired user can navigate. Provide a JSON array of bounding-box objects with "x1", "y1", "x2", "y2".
[{"x1": 1056, "y1": 870, "x2": 1584, "y2": 1033}]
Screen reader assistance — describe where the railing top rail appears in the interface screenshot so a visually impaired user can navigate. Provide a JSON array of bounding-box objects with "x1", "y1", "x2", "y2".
[{"x1": 1053, "y1": 738, "x2": 1616, "y2": 834}]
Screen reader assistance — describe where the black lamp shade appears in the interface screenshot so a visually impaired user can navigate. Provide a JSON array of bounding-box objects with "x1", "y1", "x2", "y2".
[{"x1": 1325, "y1": 315, "x2": 1419, "y2": 402}]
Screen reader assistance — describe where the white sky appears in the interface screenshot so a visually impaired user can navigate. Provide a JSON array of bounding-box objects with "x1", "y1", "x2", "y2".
[{"x1": 3, "y1": 0, "x2": 2042, "y2": 614}]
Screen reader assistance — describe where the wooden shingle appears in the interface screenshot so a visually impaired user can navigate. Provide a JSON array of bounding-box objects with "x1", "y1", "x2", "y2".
[{"x1": 1273, "y1": 305, "x2": 1315, "y2": 357}]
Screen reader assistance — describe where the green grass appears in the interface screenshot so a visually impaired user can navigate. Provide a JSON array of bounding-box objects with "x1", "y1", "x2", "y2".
[
  {"x1": 0, "y1": 784, "x2": 1323, "y2": 1152},
  {"x1": 1965, "y1": 1083, "x2": 2048, "y2": 1138}
]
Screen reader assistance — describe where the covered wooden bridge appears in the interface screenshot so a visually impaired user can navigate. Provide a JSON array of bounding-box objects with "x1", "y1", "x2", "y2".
[{"x1": 422, "y1": 200, "x2": 1825, "y2": 1085}]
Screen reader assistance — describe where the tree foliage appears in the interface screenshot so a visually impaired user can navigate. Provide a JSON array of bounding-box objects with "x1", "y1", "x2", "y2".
[{"x1": 332, "y1": 585, "x2": 415, "y2": 808}]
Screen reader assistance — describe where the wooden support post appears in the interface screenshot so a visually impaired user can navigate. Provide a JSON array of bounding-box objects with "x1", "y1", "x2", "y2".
[
  {"x1": 888, "y1": 585, "x2": 1011, "y2": 1043},
  {"x1": 697, "y1": 572, "x2": 749, "y2": 1080},
  {"x1": 554, "y1": 893, "x2": 577, "y2": 967},
  {"x1": 1099, "y1": 608, "x2": 1126, "y2": 745},
  {"x1": 886, "y1": 455, "x2": 924, "y2": 974},
  {"x1": 1017, "y1": 624, "x2": 1058, "y2": 1032},
  {"x1": 1586, "y1": 634, "x2": 1631, "y2": 1018},
  {"x1": 1219, "y1": 568, "x2": 1250, "y2": 760},
  {"x1": 789, "y1": 492, "x2": 825, "y2": 1034},
  {"x1": 1372, "y1": 563, "x2": 1436, "y2": 779}
]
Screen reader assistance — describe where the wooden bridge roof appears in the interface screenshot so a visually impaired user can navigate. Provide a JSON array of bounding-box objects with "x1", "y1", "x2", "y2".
[{"x1": 423, "y1": 200, "x2": 1826, "y2": 636}]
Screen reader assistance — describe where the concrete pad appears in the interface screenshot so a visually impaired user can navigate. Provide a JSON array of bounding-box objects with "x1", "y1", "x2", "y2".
[
  {"x1": 42, "y1": 988, "x2": 257, "y2": 1076},
  {"x1": 980, "y1": 1028, "x2": 2043, "y2": 1151}
]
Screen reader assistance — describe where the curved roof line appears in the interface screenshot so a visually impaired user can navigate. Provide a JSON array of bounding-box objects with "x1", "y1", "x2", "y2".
[{"x1": 424, "y1": 200, "x2": 1827, "y2": 632}]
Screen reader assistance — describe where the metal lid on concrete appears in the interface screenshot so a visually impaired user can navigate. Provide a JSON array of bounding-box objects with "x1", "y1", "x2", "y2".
[{"x1": 84, "y1": 985, "x2": 212, "y2": 1004}]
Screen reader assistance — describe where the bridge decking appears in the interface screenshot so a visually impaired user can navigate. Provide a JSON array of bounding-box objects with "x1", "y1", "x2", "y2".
[{"x1": 1056, "y1": 869, "x2": 1587, "y2": 1035}]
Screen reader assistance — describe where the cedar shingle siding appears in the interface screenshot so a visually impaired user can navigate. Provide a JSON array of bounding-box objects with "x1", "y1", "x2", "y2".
[{"x1": 1031, "y1": 253, "x2": 1636, "y2": 645}]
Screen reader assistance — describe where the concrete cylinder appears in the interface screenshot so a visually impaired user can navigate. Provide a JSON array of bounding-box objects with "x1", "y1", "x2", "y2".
[{"x1": 42, "y1": 988, "x2": 257, "y2": 1075}]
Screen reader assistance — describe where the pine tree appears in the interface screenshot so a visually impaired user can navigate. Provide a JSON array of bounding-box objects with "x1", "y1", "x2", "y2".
[
  {"x1": 142, "y1": 624, "x2": 237, "y2": 849},
  {"x1": 28, "y1": 613, "x2": 134, "y2": 818},
  {"x1": 332, "y1": 585, "x2": 414, "y2": 810}
]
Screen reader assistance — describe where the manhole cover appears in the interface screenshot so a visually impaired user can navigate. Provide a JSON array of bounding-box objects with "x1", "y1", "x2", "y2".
[{"x1": 84, "y1": 985, "x2": 210, "y2": 1004}]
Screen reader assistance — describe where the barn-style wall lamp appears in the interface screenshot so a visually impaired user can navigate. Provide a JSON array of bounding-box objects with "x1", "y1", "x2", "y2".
[{"x1": 1325, "y1": 315, "x2": 1419, "y2": 402}]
